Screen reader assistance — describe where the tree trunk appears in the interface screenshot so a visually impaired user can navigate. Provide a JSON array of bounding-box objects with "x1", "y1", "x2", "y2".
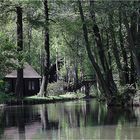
[
  {"x1": 106, "y1": 32, "x2": 112, "y2": 69},
  {"x1": 38, "y1": 0, "x2": 50, "y2": 97},
  {"x1": 44, "y1": 0, "x2": 50, "y2": 96},
  {"x1": 85, "y1": 83, "x2": 90, "y2": 98},
  {"x1": 136, "y1": 9, "x2": 140, "y2": 81},
  {"x1": 74, "y1": 45, "x2": 79, "y2": 91},
  {"x1": 56, "y1": 48, "x2": 59, "y2": 81},
  {"x1": 89, "y1": 1, "x2": 108, "y2": 73},
  {"x1": 78, "y1": 0, "x2": 117, "y2": 99},
  {"x1": 27, "y1": 24, "x2": 32, "y2": 65},
  {"x1": 130, "y1": 52, "x2": 136, "y2": 87},
  {"x1": 15, "y1": 6, "x2": 24, "y2": 98},
  {"x1": 89, "y1": 0, "x2": 117, "y2": 95},
  {"x1": 119, "y1": 10, "x2": 129, "y2": 84},
  {"x1": 38, "y1": 76, "x2": 45, "y2": 97},
  {"x1": 123, "y1": 10, "x2": 140, "y2": 79},
  {"x1": 108, "y1": 12, "x2": 125, "y2": 85}
]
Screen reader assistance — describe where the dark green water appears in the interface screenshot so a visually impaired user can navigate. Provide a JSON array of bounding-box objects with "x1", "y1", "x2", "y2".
[{"x1": 0, "y1": 99, "x2": 140, "y2": 140}]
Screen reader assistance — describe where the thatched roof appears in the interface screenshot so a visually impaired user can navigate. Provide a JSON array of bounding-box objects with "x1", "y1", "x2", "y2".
[{"x1": 5, "y1": 63, "x2": 41, "y2": 79}]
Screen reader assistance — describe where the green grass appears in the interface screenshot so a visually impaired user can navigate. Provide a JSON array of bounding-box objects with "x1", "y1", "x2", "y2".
[
  {"x1": 1, "y1": 92, "x2": 95, "y2": 105},
  {"x1": 24, "y1": 92, "x2": 85, "y2": 103},
  {"x1": 59, "y1": 92, "x2": 85, "y2": 99}
]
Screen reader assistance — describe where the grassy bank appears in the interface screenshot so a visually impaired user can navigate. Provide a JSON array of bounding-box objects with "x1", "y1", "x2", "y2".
[
  {"x1": 24, "y1": 93, "x2": 85, "y2": 104},
  {"x1": 4, "y1": 92, "x2": 96, "y2": 106}
]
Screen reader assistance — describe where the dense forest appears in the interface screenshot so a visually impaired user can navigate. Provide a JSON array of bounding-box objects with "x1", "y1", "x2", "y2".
[{"x1": 0, "y1": 0, "x2": 140, "y2": 106}]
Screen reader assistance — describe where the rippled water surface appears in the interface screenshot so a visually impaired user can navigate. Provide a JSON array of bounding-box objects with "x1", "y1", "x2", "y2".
[{"x1": 0, "y1": 99, "x2": 140, "y2": 140}]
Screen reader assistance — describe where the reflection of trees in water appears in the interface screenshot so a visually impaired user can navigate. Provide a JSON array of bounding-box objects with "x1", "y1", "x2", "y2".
[
  {"x1": 57, "y1": 100, "x2": 139, "y2": 140},
  {"x1": 58, "y1": 100, "x2": 137, "y2": 128},
  {"x1": 0, "y1": 105, "x2": 60, "y2": 139},
  {"x1": 0, "y1": 102, "x2": 138, "y2": 129},
  {"x1": 39, "y1": 104, "x2": 59, "y2": 130},
  {"x1": 104, "y1": 107, "x2": 137, "y2": 125},
  {"x1": 3, "y1": 106, "x2": 39, "y2": 127},
  {"x1": 0, "y1": 100, "x2": 139, "y2": 139},
  {"x1": 16, "y1": 106, "x2": 25, "y2": 140},
  {"x1": 0, "y1": 106, "x2": 40, "y2": 140},
  {"x1": 64, "y1": 100, "x2": 107, "y2": 127}
]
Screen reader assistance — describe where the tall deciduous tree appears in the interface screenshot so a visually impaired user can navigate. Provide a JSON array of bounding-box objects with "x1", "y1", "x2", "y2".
[
  {"x1": 38, "y1": 0, "x2": 50, "y2": 97},
  {"x1": 78, "y1": 0, "x2": 118, "y2": 103},
  {"x1": 89, "y1": 0, "x2": 117, "y2": 94},
  {"x1": 15, "y1": 6, "x2": 24, "y2": 98}
]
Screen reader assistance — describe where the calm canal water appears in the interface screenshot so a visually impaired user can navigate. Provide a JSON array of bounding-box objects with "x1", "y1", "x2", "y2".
[{"x1": 0, "y1": 99, "x2": 140, "y2": 140}]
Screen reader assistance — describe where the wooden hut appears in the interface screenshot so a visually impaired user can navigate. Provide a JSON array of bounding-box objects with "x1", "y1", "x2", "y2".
[{"x1": 5, "y1": 64, "x2": 41, "y2": 96}]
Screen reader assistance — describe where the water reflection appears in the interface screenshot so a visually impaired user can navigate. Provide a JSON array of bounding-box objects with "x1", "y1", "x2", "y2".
[{"x1": 0, "y1": 99, "x2": 140, "y2": 140}]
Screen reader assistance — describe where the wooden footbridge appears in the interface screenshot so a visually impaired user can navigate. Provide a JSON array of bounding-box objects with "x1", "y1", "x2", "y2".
[{"x1": 64, "y1": 75, "x2": 96, "y2": 93}]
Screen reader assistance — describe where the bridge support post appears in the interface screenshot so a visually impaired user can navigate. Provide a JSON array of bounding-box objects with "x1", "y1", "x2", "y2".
[{"x1": 85, "y1": 83, "x2": 90, "y2": 98}]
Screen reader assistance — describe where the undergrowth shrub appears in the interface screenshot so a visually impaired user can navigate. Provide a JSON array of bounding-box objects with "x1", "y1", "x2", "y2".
[{"x1": 47, "y1": 81, "x2": 67, "y2": 96}]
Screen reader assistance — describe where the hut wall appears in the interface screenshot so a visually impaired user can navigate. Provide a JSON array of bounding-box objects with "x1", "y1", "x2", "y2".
[{"x1": 5, "y1": 78, "x2": 40, "y2": 96}]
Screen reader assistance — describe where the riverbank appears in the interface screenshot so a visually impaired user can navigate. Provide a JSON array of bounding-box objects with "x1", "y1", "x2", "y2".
[
  {"x1": 4, "y1": 92, "x2": 96, "y2": 106},
  {"x1": 1, "y1": 91, "x2": 140, "y2": 106}
]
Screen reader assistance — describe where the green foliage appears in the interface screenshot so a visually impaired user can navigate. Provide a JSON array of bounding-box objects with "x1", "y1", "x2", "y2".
[
  {"x1": 120, "y1": 84, "x2": 136, "y2": 102},
  {"x1": 0, "y1": 0, "x2": 139, "y2": 105},
  {"x1": 0, "y1": 79, "x2": 15, "y2": 104},
  {"x1": 0, "y1": 92, "x2": 15, "y2": 104},
  {"x1": 0, "y1": 32, "x2": 16, "y2": 77},
  {"x1": 0, "y1": 80, "x2": 5, "y2": 91},
  {"x1": 47, "y1": 81, "x2": 67, "y2": 96}
]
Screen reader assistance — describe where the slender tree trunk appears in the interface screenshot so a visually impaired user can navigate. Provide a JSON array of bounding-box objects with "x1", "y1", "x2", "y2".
[
  {"x1": 89, "y1": 0, "x2": 117, "y2": 94},
  {"x1": 89, "y1": 1, "x2": 108, "y2": 73},
  {"x1": 38, "y1": 76, "x2": 45, "y2": 96},
  {"x1": 27, "y1": 24, "x2": 32, "y2": 65},
  {"x1": 15, "y1": 6, "x2": 24, "y2": 98},
  {"x1": 123, "y1": 10, "x2": 140, "y2": 79},
  {"x1": 56, "y1": 48, "x2": 59, "y2": 81},
  {"x1": 106, "y1": 32, "x2": 112, "y2": 69},
  {"x1": 137, "y1": 9, "x2": 140, "y2": 46},
  {"x1": 74, "y1": 44, "x2": 79, "y2": 91},
  {"x1": 44, "y1": 0, "x2": 50, "y2": 96},
  {"x1": 129, "y1": 52, "x2": 137, "y2": 88},
  {"x1": 64, "y1": 56, "x2": 68, "y2": 83},
  {"x1": 85, "y1": 83, "x2": 90, "y2": 98},
  {"x1": 74, "y1": 59, "x2": 78, "y2": 92},
  {"x1": 74, "y1": 61, "x2": 78, "y2": 84},
  {"x1": 108, "y1": 12, "x2": 125, "y2": 85},
  {"x1": 136, "y1": 9, "x2": 140, "y2": 81},
  {"x1": 119, "y1": 10, "x2": 129, "y2": 84},
  {"x1": 38, "y1": 0, "x2": 50, "y2": 97},
  {"x1": 130, "y1": 52, "x2": 136, "y2": 87}
]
